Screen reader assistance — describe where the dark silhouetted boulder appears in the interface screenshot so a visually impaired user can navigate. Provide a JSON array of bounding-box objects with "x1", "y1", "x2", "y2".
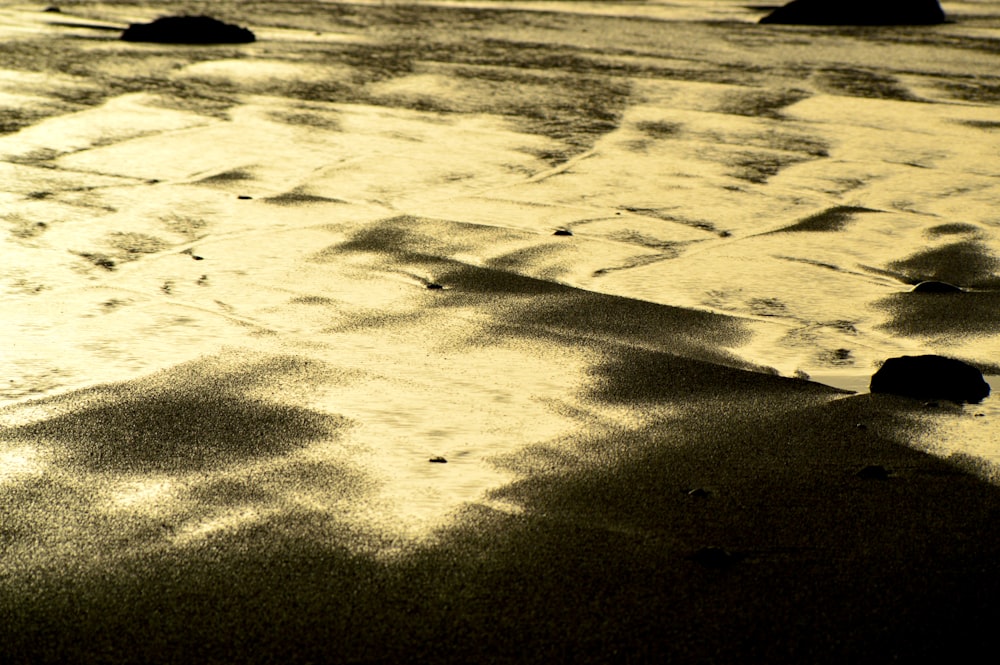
[
  {"x1": 870, "y1": 355, "x2": 990, "y2": 404},
  {"x1": 760, "y1": 0, "x2": 946, "y2": 25},
  {"x1": 121, "y1": 16, "x2": 255, "y2": 44}
]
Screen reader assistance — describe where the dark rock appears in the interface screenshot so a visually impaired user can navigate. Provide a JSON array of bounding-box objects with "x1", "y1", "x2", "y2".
[
  {"x1": 80, "y1": 252, "x2": 116, "y2": 271},
  {"x1": 238, "y1": 195, "x2": 253, "y2": 200},
  {"x1": 856, "y1": 464, "x2": 890, "y2": 480},
  {"x1": 685, "y1": 488, "x2": 711, "y2": 498},
  {"x1": 429, "y1": 456, "x2": 448, "y2": 463},
  {"x1": 760, "y1": 0, "x2": 946, "y2": 25},
  {"x1": 426, "y1": 283, "x2": 444, "y2": 290},
  {"x1": 553, "y1": 229, "x2": 573, "y2": 236},
  {"x1": 911, "y1": 280, "x2": 964, "y2": 294},
  {"x1": 43, "y1": 6, "x2": 61, "y2": 12},
  {"x1": 121, "y1": 15, "x2": 256, "y2": 44},
  {"x1": 870, "y1": 355, "x2": 990, "y2": 404}
]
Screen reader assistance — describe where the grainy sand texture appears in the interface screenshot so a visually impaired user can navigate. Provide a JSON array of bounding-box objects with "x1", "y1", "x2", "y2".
[{"x1": 1, "y1": 1, "x2": 999, "y2": 663}]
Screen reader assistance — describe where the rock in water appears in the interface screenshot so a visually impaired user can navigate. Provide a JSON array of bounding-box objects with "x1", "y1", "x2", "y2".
[
  {"x1": 760, "y1": 0, "x2": 946, "y2": 25},
  {"x1": 121, "y1": 16, "x2": 255, "y2": 44},
  {"x1": 870, "y1": 355, "x2": 990, "y2": 404},
  {"x1": 911, "y1": 280, "x2": 964, "y2": 294}
]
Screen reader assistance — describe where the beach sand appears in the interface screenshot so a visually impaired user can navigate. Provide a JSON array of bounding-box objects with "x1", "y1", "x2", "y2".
[{"x1": 1, "y1": 1, "x2": 1000, "y2": 662}]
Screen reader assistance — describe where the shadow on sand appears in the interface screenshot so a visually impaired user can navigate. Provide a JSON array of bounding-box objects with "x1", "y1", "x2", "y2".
[{"x1": 3, "y1": 277, "x2": 1000, "y2": 664}]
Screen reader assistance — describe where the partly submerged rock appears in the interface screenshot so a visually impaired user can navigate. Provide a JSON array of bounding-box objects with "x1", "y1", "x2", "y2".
[
  {"x1": 911, "y1": 280, "x2": 964, "y2": 294},
  {"x1": 870, "y1": 355, "x2": 990, "y2": 404},
  {"x1": 760, "y1": 0, "x2": 946, "y2": 25},
  {"x1": 121, "y1": 15, "x2": 255, "y2": 44}
]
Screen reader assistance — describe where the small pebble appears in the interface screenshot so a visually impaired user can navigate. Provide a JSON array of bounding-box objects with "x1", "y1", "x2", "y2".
[
  {"x1": 855, "y1": 423, "x2": 868, "y2": 430},
  {"x1": 856, "y1": 465, "x2": 889, "y2": 480},
  {"x1": 686, "y1": 488, "x2": 711, "y2": 498},
  {"x1": 553, "y1": 229, "x2": 573, "y2": 236},
  {"x1": 238, "y1": 195, "x2": 252, "y2": 200},
  {"x1": 426, "y1": 283, "x2": 444, "y2": 290},
  {"x1": 429, "y1": 456, "x2": 448, "y2": 464},
  {"x1": 911, "y1": 280, "x2": 964, "y2": 294}
]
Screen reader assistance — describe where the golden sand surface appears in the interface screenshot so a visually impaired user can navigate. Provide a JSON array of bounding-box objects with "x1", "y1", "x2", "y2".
[{"x1": 1, "y1": 2, "x2": 999, "y2": 662}]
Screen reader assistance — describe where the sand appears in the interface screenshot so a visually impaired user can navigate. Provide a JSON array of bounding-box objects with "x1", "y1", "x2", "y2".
[{"x1": 1, "y1": 1, "x2": 999, "y2": 662}]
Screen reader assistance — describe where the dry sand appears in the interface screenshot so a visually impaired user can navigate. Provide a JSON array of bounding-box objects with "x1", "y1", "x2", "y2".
[{"x1": 1, "y1": 1, "x2": 1000, "y2": 662}]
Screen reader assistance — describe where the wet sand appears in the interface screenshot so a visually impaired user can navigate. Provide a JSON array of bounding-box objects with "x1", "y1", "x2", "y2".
[{"x1": 2, "y1": 1, "x2": 1000, "y2": 662}]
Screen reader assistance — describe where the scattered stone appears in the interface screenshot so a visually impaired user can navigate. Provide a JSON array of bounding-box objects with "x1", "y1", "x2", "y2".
[
  {"x1": 911, "y1": 280, "x2": 964, "y2": 294},
  {"x1": 121, "y1": 15, "x2": 256, "y2": 44},
  {"x1": 856, "y1": 464, "x2": 890, "y2": 480},
  {"x1": 80, "y1": 252, "x2": 116, "y2": 271},
  {"x1": 685, "y1": 488, "x2": 711, "y2": 498},
  {"x1": 43, "y1": 6, "x2": 62, "y2": 13},
  {"x1": 690, "y1": 547, "x2": 742, "y2": 569},
  {"x1": 429, "y1": 456, "x2": 448, "y2": 463},
  {"x1": 760, "y1": 0, "x2": 946, "y2": 25},
  {"x1": 238, "y1": 195, "x2": 253, "y2": 200},
  {"x1": 870, "y1": 355, "x2": 991, "y2": 404},
  {"x1": 553, "y1": 229, "x2": 573, "y2": 236},
  {"x1": 855, "y1": 423, "x2": 868, "y2": 431},
  {"x1": 426, "y1": 283, "x2": 444, "y2": 290}
]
